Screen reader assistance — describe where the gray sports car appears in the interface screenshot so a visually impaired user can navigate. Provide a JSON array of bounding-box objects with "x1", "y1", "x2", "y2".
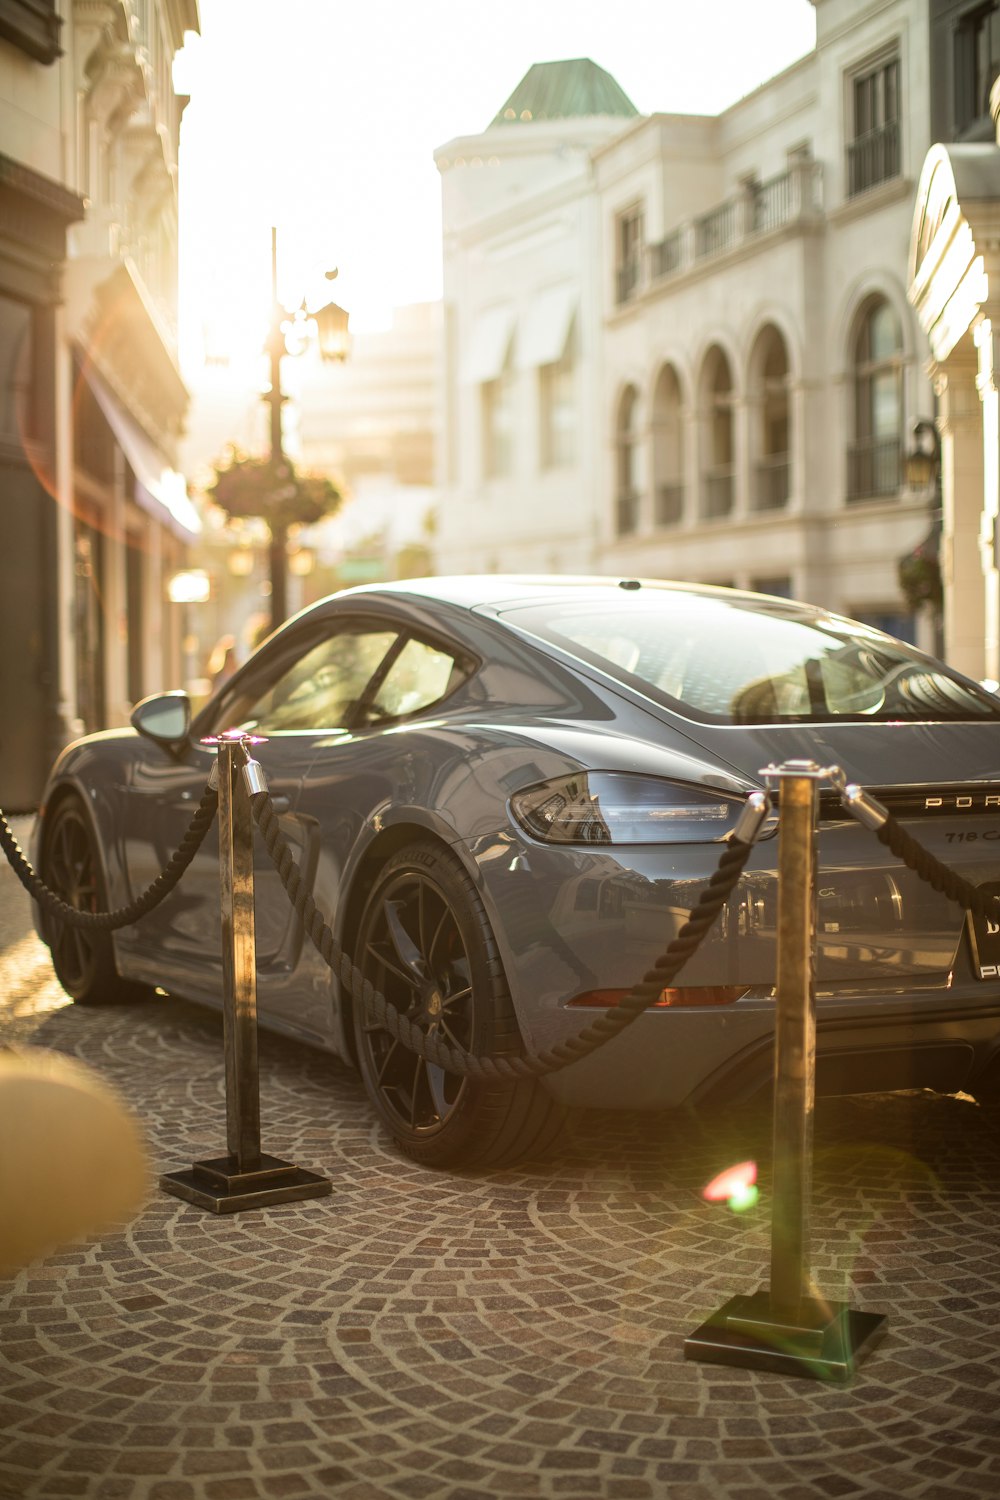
[{"x1": 31, "y1": 575, "x2": 1000, "y2": 1167}]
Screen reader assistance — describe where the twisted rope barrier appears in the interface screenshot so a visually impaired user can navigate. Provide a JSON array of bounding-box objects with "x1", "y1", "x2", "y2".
[
  {"x1": 6, "y1": 751, "x2": 1000, "y2": 1081},
  {"x1": 829, "y1": 771, "x2": 1000, "y2": 920},
  {"x1": 0, "y1": 784, "x2": 218, "y2": 931}
]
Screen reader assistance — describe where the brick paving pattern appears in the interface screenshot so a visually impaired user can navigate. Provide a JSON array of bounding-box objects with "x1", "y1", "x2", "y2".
[{"x1": 2, "y1": 814, "x2": 1000, "y2": 1497}]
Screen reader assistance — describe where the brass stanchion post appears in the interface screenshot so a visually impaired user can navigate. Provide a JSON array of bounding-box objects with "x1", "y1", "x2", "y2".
[
  {"x1": 684, "y1": 760, "x2": 885, "y2": 1380},
  {"x1": 771, "y1": 768, "x2": 817, "y2": 1323},
  {"x1": 162, "y1": 731, "x2": 332, "y2": 1212}
]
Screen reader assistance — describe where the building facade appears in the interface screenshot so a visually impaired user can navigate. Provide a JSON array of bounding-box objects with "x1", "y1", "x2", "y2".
[
  {"x1": 0, "y1": 0, "x2": 199, "y2": 809},
  {"x1": 434, "y1": 3, "x2": 956, "y2": 653},
  {"x1": 434, "y1": 60, "x2": 640, "y2": 578}
]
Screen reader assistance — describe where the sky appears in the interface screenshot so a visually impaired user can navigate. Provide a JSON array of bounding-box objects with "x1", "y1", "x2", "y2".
[{"x1": 175, "y1": 0, "x2": 817, "y2": 371}]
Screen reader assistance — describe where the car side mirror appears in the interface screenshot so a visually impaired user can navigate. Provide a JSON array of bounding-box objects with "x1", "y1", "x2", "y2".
[{"x1": 130, "y1": 691, "x2": 191, "y2": 749}]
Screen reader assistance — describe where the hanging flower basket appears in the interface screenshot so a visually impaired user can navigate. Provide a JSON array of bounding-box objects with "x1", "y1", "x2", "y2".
[{"x1": 897, "y1": 546, "x2": 943, "y2": 614}]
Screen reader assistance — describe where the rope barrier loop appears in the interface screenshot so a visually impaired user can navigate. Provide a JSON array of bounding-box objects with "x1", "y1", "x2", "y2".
[
  {"x1": 0, "y1": 782, "x2": 219, "y2": 931},
  {"x1": 9, "y1": 747, "x2": 1000, "y2": 1070}
]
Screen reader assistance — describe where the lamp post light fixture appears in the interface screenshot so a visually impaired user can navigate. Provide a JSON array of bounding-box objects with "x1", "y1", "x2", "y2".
[
  {"x1": 903, "y1": 417, "x2": 941, "y2": 496},
  {"x1": 263, "y1": 226, "x2": 349, "y2": 630},
  {"x1": 900, "y1": 417, "x2": 944, "y2": 657}
]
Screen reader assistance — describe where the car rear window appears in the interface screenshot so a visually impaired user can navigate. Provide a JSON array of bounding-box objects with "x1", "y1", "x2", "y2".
[{"x1": 501, "y1": 591, "x2": 1000, "y2": 724}]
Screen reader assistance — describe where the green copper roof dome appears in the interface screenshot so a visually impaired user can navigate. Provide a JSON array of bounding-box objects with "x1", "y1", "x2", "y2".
[{"x1": 491, "y1": 58, "x2": 639, "y2": 126}]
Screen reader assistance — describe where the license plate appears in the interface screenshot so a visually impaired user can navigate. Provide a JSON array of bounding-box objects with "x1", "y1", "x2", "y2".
[{"x1": 967, "y1": 882, "x2": 1000, "y2": 979}]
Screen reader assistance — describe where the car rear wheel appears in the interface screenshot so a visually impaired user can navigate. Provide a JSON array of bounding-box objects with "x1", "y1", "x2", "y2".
[
  {"x1": 352, "y1": 840, "x2": 564, "y2": 1168},
  {"x1": 41, "y1": 797, "x2": 147, "y2": 1005}
]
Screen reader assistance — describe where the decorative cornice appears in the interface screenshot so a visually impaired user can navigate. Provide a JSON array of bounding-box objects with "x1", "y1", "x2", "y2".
[
  {"x1": 0, "y1": 0, "x2": 63, "y2": 64},
  {"x1": 0, "y1": 154, "x2": 86, "y2": 231}
]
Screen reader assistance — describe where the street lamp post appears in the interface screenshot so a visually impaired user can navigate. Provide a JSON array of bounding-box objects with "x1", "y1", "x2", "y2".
[{"x1": 262, "y1": 226, "x2": 349, "y2": 632}]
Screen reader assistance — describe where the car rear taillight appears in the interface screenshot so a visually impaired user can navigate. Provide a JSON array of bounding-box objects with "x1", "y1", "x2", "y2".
[{"x1": 510, "y1": 771, "x2": 766, "y2": 845}]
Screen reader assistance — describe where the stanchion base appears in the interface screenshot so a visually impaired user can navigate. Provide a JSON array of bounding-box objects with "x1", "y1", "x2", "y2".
[
  {"x1": 161, "y1": 1152, "x2": 332, "y2": 1213},
  {"x1": 683, "y1": 1289, "x2": 886, "y2": 1382}
]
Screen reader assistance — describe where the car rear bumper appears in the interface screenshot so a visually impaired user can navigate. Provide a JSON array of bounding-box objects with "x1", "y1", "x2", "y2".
[
  {"x1": 536, "y1": 989, "x2": 1000, "y2": 1110},
  {"x1": 468, "y1": 818, "x2": 1000, "y2": 1112}
]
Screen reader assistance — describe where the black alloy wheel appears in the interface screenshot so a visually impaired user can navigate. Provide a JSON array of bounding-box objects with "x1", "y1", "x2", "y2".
[
  {"x1": 352, "y1": 840, "x2": 564, "y2": 1169},
  {"x1": 41, "y1": 797, "x2": 143, "y2": 1005}
]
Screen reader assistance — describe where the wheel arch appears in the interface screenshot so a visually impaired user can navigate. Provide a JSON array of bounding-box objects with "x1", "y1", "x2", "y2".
[
  {"x1": 34, "y1": 777, "x2": 147, "y2": 1004},
  {"x1": 334, "y1": 821, "x2": 490, "y2": 1067},
  {"x1": 38, "y1": 780, "x2": 117, "y2": 918}
]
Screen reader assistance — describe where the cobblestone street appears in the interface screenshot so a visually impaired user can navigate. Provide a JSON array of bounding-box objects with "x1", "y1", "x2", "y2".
[{"x1": 3, "y1": 815, "x2": 1000, "y2": 1499}]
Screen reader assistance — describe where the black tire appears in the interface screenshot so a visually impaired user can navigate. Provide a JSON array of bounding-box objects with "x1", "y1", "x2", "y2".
[
  {"x1": 352, "y1": 840, "x2": 564, "y2": 1169},
  {"x1": 40, "y1": 796, "x2": 147, "y2": 1005}
]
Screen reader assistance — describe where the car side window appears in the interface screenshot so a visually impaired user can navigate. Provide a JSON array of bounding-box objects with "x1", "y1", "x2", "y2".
[
  {"x1": 222, "y1": 627, "x2": 400, "y2": 732},
  {"x1": 362, "y1": 637, "x2": 464, "y2": 724}
]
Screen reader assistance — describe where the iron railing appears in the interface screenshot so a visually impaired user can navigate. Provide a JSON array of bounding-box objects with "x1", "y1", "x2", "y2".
[
  {"x1": 695, "y1": 200, "x2": 740, "y2": 259},
  {"x1": 702, "y1": 469, "x2": 734, "y2": 520},
  {"x1": 753, "y1": 454, "x2": 791, "y2": 511},
  {"x1": 847, "y1": 437, "x2": 901, "y2": 501},
  {"x1": 649, "y1": 229, "x2": 683, "y2": 281},
  {"x1": 847, "y1": 121, "x2": 900, "y2": 198},
  {"x1": 615, "y1": 490, "x2": 639, "y2": 534},
  {"x1": 643, "y1": 164, "x2": 823, "y2": 290},
  {"x1": 655, "y1": 482, "x2": 684, "y2": 527}
]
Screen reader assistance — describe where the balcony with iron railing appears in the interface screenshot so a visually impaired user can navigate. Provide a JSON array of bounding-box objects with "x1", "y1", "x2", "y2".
[
  {"x1": 649, "y1": 230, "x2": 682, "y2": 281},
  {"x1": 695, "y1": 199, "x2": 740, "y2": 260},
  {"x1": 753, "y1": 453, "x2": 791, "y2": 511},
  {"x1": 847, "y1": 120, "x2": 900, "y2": 199},
  {"x1": 655, "y1": 482, "x2": 684, "y2": 527},
  {"x1": 847, "y1": 437, "x2": 901, "y2": 501},
  {"x1": 615, "y1": 162, "x2": 823, "y2": 306},
  {"x1": 615, "y1": 490, "x2": 640, "y2": 535},
  {"x1": 702, "y1": 468, "x2": 735, "y2": 520}
]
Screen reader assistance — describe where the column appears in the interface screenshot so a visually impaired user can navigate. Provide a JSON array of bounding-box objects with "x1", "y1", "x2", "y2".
[
  {"x1": 975, "y1": 317, "x2": 1000, "y2": 683},
  {"x1": 937, "y1": 351, "x2": 986, "y2": 678}
]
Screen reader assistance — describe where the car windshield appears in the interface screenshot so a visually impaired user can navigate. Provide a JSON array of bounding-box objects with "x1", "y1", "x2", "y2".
[{"x1": 501, "y1": 590, "x2": 1000, "y2": 724}]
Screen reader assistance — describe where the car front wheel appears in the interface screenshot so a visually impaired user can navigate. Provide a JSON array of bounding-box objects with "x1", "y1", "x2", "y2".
[
  {"x1": 352, "y1": 840, "x2": 563, "y2": 1169},
  {"x1": 41, "y1": 796, "x2": 146, "y2": 1005}
]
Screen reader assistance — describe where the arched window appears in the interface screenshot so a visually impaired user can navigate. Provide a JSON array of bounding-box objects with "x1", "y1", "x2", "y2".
[
  {"x1": 749, "y1": 325, "x2": 790, "y2": 510},
  {"x1": 848, "y1": 297, "x2": 902, "y2": 501},
  {"x1": 652, "y1": 364, "x2": 684, "y2": 526},
  {"x1": 616, "y1": 385, "x2": 640, "y2": 535},
  {"x1": 700, "y1": 346, "x2": 734, "y2": 520}
]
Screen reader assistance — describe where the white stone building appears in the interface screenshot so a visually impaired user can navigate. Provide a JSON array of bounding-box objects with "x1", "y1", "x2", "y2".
[
  {"x1": 435, "y1": 4, "x2": 946, "y2": 650},
  {"x1": 434, "y1": 59, "x2": 641, "y2": 578}
]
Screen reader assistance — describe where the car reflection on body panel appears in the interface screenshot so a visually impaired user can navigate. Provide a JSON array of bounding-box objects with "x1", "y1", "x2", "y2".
[{"x1": 30, "y1": 575, "x2": 1000, "y2": 1168}]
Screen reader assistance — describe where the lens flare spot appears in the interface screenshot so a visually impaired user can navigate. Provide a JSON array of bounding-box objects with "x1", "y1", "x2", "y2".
[
  {"x1": 728, "y1": 1182, "x2": 759, "y2": 1212},
  {"x1": 703, "y1": 1160, "x2": 757, "y2": 1209}
]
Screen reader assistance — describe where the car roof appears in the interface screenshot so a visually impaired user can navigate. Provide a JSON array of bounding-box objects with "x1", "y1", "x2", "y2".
[{"x1": 319, "y1": 574, "x2": 784, "y2": 613}]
